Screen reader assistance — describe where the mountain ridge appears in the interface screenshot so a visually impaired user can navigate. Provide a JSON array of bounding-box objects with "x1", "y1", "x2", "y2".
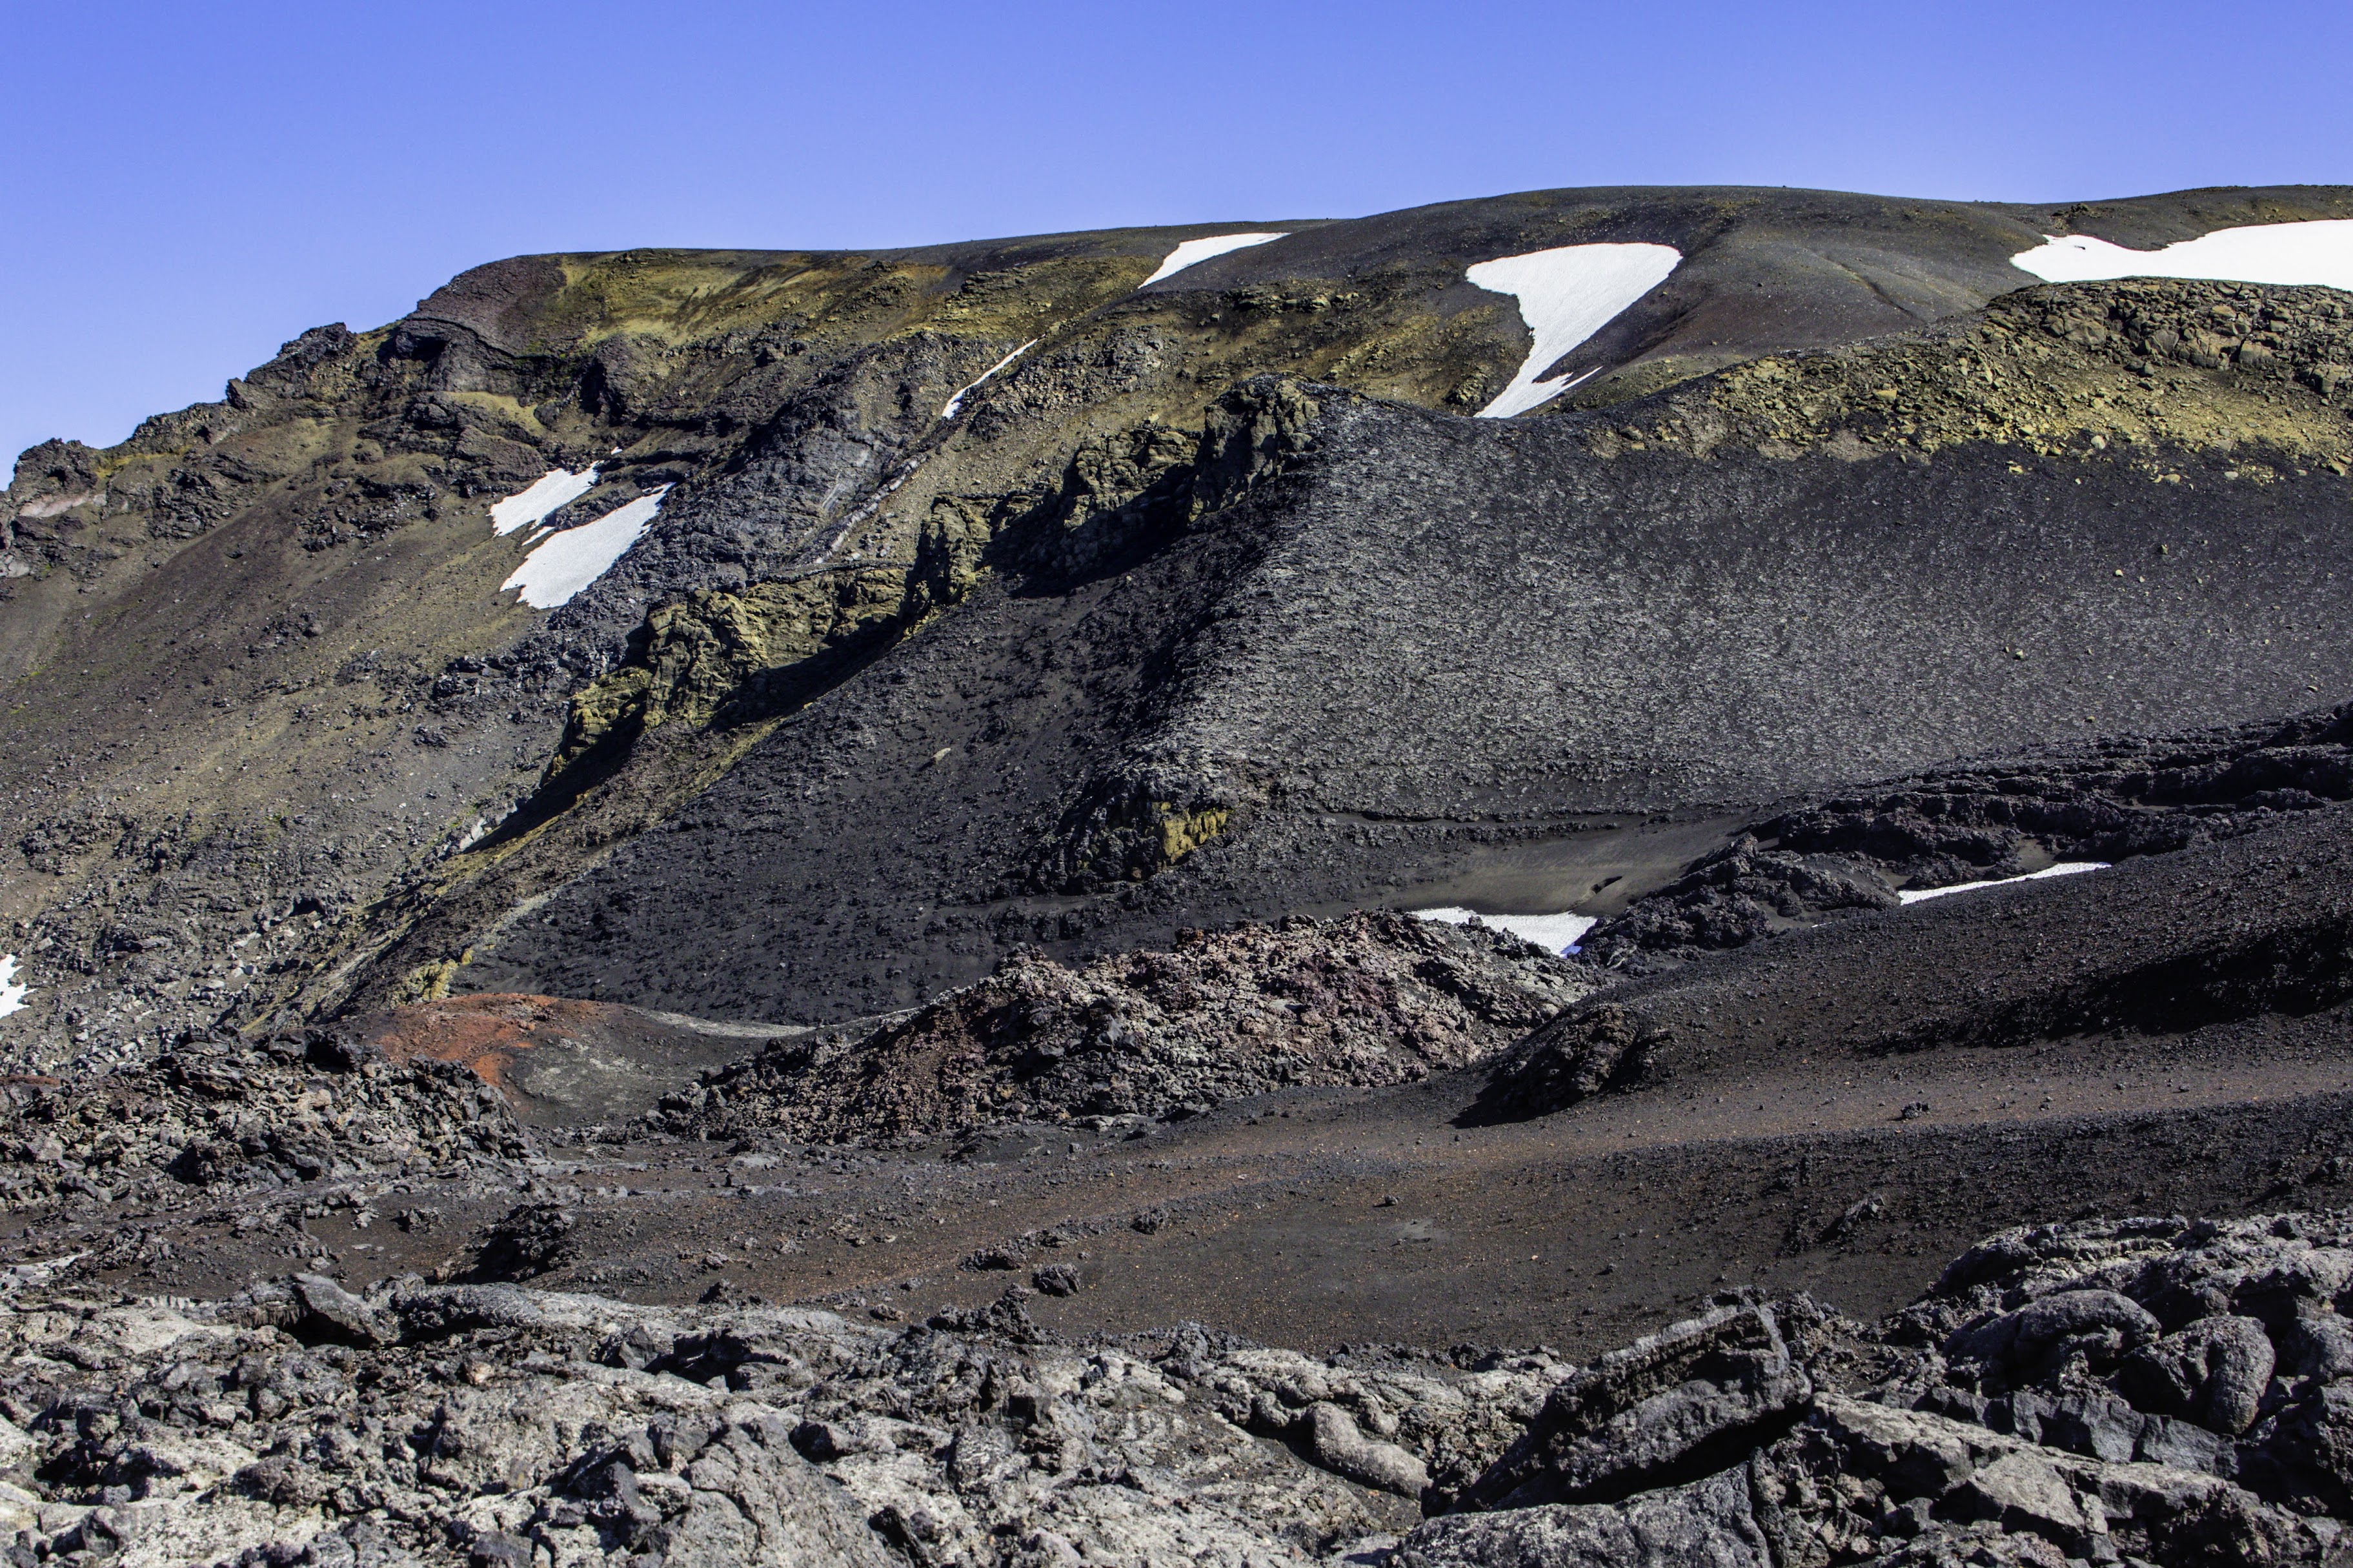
[{"x1": 6, "y1": 183, "x2": 2353, "y2": 1056}]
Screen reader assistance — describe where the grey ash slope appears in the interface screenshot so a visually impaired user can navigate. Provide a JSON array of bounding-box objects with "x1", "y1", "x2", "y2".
[
  {"x1": 1486, "y1": 796, "x2": 2353, "y2": 1128},
  {"x1": 465, "y1": 277, "x2": 2353, "y2": 1022}
]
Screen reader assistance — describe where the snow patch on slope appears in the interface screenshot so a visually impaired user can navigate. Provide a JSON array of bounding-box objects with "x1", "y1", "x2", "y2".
[
  {"x1": 2012, "y1": 221, "x2": 2353, "y2": 291},
  {"x1": 1466, "y1": 243, "x2": 1684, "y2": 417},
  {"x1": 1410, "y1": 906, "x2": 1597, "y2": 955},
  {"x1": 502, "y1": 487, "x2": 671, "y2": 610},
  {"x1": 0, "y1": 956, "x2": 28, "y2": 1018},
  {"x1": 489, "y1": 467, "x2": 599, "y2": 536},
  {"x1": 1898, "y1": 861, "x2": 2108, "y2": 905},
  {"x1": 1141, "y1": 232, "x2": 1288, "y2": 288},
  {"x1": 940, "y1": 339, "x2": 1039, "y2": 420}
]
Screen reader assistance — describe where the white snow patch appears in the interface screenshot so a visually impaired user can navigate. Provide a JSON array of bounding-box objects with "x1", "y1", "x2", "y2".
[
  {"x1": 940, "y1": 339, "x2": 1039, "y2": 420},
  {"x1": 1409, "y1": 906, "x2": 1597, "y2": 955},
  {"x1": 501, "y1": 487, "x2": 671, "y2": 610},
  {"x1": 1140, "y1": 232, "x2": 1288, "y2": 288},
  {"x1": 1466, "y1": 243, "x2": 1683, "y2": 417},
  {"x1": 0, "y1": 955, "x2": 27, "y2": 1018},
  {"x1": 1898, "y1": 861, "x2": 2109, "y2": 906},
  {"x1": 489, "y1": 467, "x2": 599, "y2": 536},
  {"x1": 2012, "y1": 220, "x2": 2353, "y2": 291}
]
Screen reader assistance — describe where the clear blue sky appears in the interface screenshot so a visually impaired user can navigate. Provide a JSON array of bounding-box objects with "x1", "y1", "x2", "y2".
[{"x1": 4, "y1": 0, "x2": 2348, "y2": 471}]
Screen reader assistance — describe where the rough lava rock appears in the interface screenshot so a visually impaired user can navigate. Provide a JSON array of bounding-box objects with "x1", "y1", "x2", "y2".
[
  {"x1": 0, "y1": 1209, "x2": 2341, "y2": 1562},
  {"x1": 653, "y1": 911, "x2": 1593, "y2": 1143}
]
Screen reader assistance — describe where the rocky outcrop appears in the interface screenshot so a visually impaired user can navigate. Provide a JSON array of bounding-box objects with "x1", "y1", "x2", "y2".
[
  {"x1": 1, "y1": 1209, "x2": 2351, "y2": 1563},
  {"x1": 1586, "y1": 698, "x2": 2353, "y2": 967},
  {"x1": 0, "y1": 1027, "x2": 530, "y2": 1216},
  {"x1": 1477, "y1": 1001, "x2": 1668, "y2": 1114},
  {"x1": 544, "y1": 376, "x2": 1322, "y2": 797},
  {"x1": 1646, "y1": 277, "x2": 2353, "y2": 470},
  {"x1": 1399, "y1": 1468, "x2": 1770, "y2": 1568},
  {"x1": 653, "y1": 910, "x2": 1592, "y2": 1143},
  {"x1": 1464, "y1": 1303, "x2": 1812, "y2": 1509},
  {"x1": 1408, "y1": 1211, "x2": 2353, "y2": 1567},
  {"x1": 545, "y1": 565, "x2": 911, "y2": 780}
]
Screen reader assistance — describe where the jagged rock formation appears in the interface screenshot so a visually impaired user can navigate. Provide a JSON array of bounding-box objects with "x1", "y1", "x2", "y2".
[
  {"x1": 650, "y1": 911, "x2": 1593, "y2": 1144},
  {"x1": 1, "y1": 1211, "x2": 2351, "y2": 1565},
  {"x1": 0, "y1": 1027, "x2": 530, "y2": 1216}
]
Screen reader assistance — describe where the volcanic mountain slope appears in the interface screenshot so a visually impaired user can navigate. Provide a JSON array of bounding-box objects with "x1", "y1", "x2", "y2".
[
  {"x1": 8, "y1": 185, "x2": 2353, "y2": 1565},
  {"x1": 441, "y1": 270, "x2": 2353, "y2": 1025},
  {"x1": 3, "y1": 185, "x2": 2352, "y2": 1057}
]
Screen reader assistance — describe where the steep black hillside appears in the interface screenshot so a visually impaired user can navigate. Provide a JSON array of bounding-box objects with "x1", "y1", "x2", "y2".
[
  {"x1": 461, "y1": 277, "x2": 2353, "y2": 1020},
  {"x1": 0, "y1": 184, "x2": 2347, "y2": 1053}
]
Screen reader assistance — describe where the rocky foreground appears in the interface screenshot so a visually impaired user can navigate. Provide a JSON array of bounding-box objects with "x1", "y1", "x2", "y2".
[{"x1": 0, "y1": 1209, "x2": 2345, "y2": 1565}]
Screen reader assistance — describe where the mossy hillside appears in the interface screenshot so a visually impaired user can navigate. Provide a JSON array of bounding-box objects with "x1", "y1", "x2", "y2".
[
  {"x1": 187, "y1": 257, "x2": 1380, "y2": 1024},
  {"x1": 547, "y1": 565, "x2": 912, "y2": 777},
  {"x1": 1602, "y1": 279, "x2": 2353, "y2": 474},
  {"x1": 769, "y1": 268, "x2": 1524, "y2": 601},
  {"x1": 0, "y1": 237, "x2": 1126, "y2": 736},
  {"x1": 560, "y1": 373, "x2": 1324, "y2": 767},
  {"x1": 496, "y1": 242, "x2": 1525, "y2": 485},
  {"x1": 312, "y1": 380, "x2": 1327, "y2": 1017},
  {"x1": 532, "y1": 252, "x2": 882, "y2": 351},
  {"x1": 525, "y1": 257, "x2": 1517, "y2": 792},
  {"x1": 574, "y1": 250, "x2": 1510, "y2": 475},
  {"x1": 429, "y1": 250, "x2": 1163, "y2": 443},
  {"x1": 518, "y1": 245, "x2": 1173, "y2": 355},
  {"x1": 0, "y1": 317, "x2": 601, "y2": 1059},
  {"x1": 908, "y1": 254, "x2": 1156, "y2": 339},
  {"x1": 1102, "y1": 267, "x2": 1523, "y2": 413}
]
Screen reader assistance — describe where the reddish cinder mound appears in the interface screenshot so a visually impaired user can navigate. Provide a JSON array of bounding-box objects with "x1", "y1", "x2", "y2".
[
  {"x1": 360, "y1": 994, "x2": 616, "y2": 1094},
  {"x1": 356, "y1": 994, "x2": 772, "y2": 1129}
]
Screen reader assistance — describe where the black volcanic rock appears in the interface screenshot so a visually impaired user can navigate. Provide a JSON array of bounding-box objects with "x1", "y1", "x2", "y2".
[
  {"x1": 0, "y1": 1211, "x2": 2347, "y2": 1563},
  {"x1": 652, "y1": 909, "x2": 1592, "y2": 1143}
]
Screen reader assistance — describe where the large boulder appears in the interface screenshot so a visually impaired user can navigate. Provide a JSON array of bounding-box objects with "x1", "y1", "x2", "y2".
[
  {"x1": 1399, "y1": 1467, "x2": 1769, "y2": 1568},
  {"x1": 2240, "y1": 1382, "x2": 2353, "y2": 1516},
  {"x1": 1944, "y1": 1289, "x2": 2161, "y2": 1380},
  {"x1": 2114, "y1": 1315, "x2": 2275, "y2": 1435},
  {"x1": 1808, "y1": 1395, "x2": 2335, "y2": 1566},
  {"x1": 1464, "y1": 1303, "x2": 1809, "y2": 1510}
]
